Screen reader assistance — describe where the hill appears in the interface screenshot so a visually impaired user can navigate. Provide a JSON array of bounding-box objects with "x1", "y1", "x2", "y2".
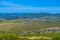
[
  {"x1": 0, "y1": 13, "x2": 60, "y2": 20},
  {"x1": 0, "y1": 13, "x2": 60, "y2": 34}
]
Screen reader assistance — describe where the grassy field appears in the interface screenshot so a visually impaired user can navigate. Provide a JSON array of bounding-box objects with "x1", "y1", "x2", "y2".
[
  {"x1": 0, "y1": 32, "x2": 60, "y2": 40},
  {"x1": 0, "y1": 20, "x2": 60, "y2": 32},
  {"x1": 0, "y1": 20, "x2": 60, "y2": 40}
]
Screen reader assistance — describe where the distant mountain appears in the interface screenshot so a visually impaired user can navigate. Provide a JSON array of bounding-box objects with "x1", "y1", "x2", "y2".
[{"x1": 0, "y1": 13, "x2": 60, "y2": 20}]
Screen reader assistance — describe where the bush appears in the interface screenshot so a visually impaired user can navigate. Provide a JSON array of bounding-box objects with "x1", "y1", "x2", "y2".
[
  {"x1": 0, "y1": 34, "x2": 20, "y2": 40},
  {"x1": 52, "y1": 37, "x2": 60, "y2": 40}
]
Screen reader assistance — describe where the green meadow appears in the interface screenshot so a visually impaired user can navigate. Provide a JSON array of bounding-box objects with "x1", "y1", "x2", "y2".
[{"x1": 0, "y1": 20, "x2": 60, "y2": 40}]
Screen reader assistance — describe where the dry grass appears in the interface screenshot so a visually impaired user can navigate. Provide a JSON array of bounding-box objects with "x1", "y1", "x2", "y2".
[{"x1": 0, "y1": 21, "x2": 60, "y2": 32}]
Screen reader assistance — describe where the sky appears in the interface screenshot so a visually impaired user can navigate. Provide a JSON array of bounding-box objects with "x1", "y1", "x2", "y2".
[{"x1": 0, "y1": 0, "x2": 60, "y2": 13}]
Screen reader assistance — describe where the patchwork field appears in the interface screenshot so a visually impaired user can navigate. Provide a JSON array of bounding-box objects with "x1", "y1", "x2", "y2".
[
  {"x1": 0, "y1": 20, "x2": 60, "y2": 32},
  {"x1": 0, "y1": 20, "x2": 60, "y2": 40}
]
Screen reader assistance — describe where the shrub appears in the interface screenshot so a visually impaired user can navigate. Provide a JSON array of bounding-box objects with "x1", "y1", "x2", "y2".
[
  {"x1": 0, "y1": 34, "x2": 20, "y2": 40},
  {"x1": 52, "y1": 37, "x2": 60, "y2": 40}
]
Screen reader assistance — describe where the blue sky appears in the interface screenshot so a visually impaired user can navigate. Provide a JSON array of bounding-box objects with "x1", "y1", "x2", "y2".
[{"x1": 0, "y1": 0, "x2": 60, "y2": 13}]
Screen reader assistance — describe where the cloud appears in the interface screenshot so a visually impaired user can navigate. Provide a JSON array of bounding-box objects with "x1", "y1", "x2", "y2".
[{"x1": 0, "y1": 1, "x2": 60, "y2": 13}]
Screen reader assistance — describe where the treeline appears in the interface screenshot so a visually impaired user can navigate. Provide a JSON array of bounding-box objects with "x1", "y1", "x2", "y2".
[{"x1": 0, "y1": 13, "x2": 60, "y2": 20}]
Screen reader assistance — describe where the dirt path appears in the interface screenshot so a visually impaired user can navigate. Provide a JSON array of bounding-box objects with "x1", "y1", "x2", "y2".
[
  {"x1": 20, "y1": 36, "x2": 52, "y2": 40},
  {"x1": 28, "y1": 36, "x2": 52, "y2": 39}
]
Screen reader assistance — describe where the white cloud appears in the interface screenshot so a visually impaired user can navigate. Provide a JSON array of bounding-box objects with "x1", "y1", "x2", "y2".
[{"x1": 0, "y1": 1, "x2": 60, "y2": 13}]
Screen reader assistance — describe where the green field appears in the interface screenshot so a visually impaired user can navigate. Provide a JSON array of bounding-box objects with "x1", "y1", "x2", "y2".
[
  {"x1": 0, "y1": 20, "x2": 60, "y2": 40},
  {"x1": 0, "y1": 33, "x2": 60, "y2": 40}
]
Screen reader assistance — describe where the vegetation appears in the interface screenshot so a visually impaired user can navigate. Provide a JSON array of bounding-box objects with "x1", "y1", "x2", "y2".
[
  {"x1": 0, "y1": 20, "x2": 60, "y2": 32},
  {"x1": 0, "y1": 20, "x2": 60, "y2": 40},
  {"x1": 0, "y1": 34, "x2": 19, "y2": 40},
  {"x1": 0, "y1": 33, "x2": 59, "y2": 40}
]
